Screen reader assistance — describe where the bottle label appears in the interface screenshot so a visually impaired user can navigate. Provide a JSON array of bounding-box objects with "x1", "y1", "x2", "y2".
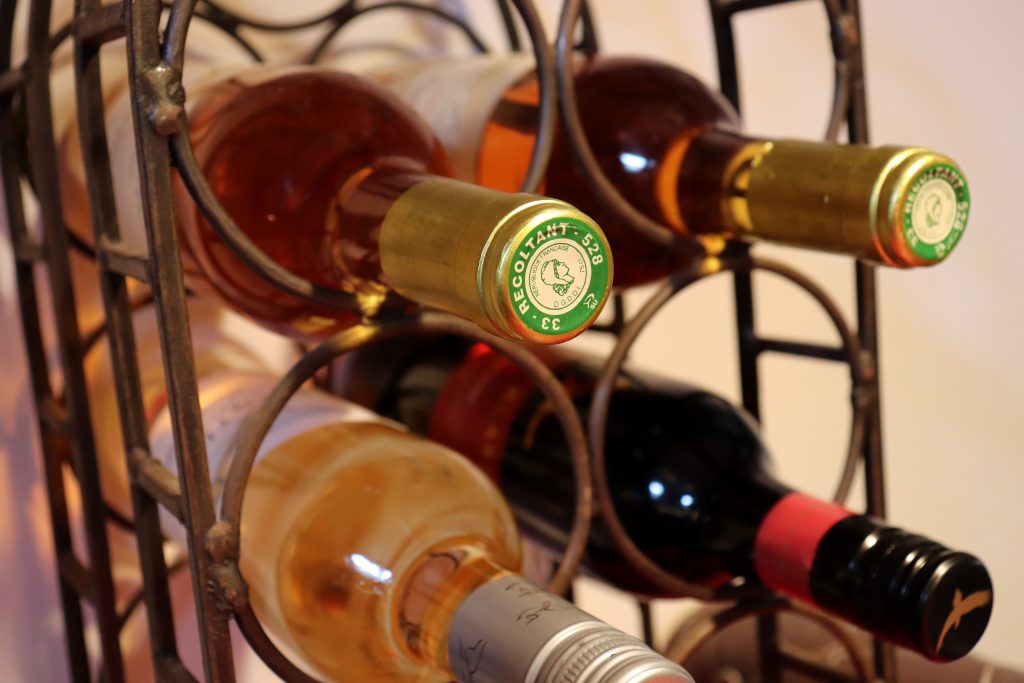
[
  {"x1": 507, "y1": 216, "x2": 610, "y2": 337},
  {"x1": 902, "y1": 162, "x2": 970, "y2": 261},
  {"x1": 449, "y1": 575, "x2": 693, "y2": 683},
  {"x1": 429, "y1": 344, "x2": 538, "y2": 482},
  {"x1": 369, "y1": 55, "x2": 534, "y2": 181},
  {"x1": 148, "y1": 371, "x2": 381, "y2": 542},
  {"x1": 752, "y1": 492, "x2": 853, "y2": 603}
]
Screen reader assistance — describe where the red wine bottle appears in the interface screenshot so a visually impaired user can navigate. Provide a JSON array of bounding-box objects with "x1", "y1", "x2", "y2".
[{"x1": 335, "y1": 335, "x2": 993, "y2": 662}]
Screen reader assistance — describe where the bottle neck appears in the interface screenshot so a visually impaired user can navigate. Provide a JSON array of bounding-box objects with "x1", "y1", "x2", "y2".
[
  {"x1": 667, "y1": 128, "x2": 763, "y2": 239},
  {"x1": 325, "y1": 164, "x2": 429, "y2": 317},
  {"x1": 445, "y1": 573, "x2": 694, "y2": 683},
  {"x1": 397, "y1": 545, "x2": 510, "y2": 674},
  {"x1": 804, "y1": 514, "x2": 992, "y2": 661},
  {"x1": 676, "y1": 131, "x2": 970, "y2": 266},
  {"x1": 377, "y1": 178, "x2": 613, "y2": 344}
]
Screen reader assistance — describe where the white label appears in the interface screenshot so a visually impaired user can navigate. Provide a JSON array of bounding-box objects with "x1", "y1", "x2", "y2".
[
  {"x1": 910, "y1": 177, "x2": 958, "y2": 244},
  {"x1": 102, "y1": 60, "x2": 259, "y2": 256},
  {"x1": 525, "y1": 238, "x2": 592, "y2": 316},
  {"x1": 148, "y1": 371, "x2": 381, "y2": 544},
  {"x1": 366, "y1": 55, "x2": 534, "y2": 180}
]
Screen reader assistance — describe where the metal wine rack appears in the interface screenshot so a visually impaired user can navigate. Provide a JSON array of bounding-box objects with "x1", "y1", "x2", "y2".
[{"x1": 0, "y1": 0, "x2": 895, "y2": 681}]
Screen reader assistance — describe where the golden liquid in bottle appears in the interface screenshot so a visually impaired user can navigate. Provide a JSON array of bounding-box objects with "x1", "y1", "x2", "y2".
[
  {"x1": 240, "y1": 421, "x2": 520, "y2": 682},
  {"x1": 469, "y1": 55, "x2": 967, "y2": 277},
  {"x1": 476, "y1": 57, "x2": 738, "y2": 287}
]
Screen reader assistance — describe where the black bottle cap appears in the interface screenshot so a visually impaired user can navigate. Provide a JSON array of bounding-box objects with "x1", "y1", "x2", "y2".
[
  {"x1": 918, "y1": 552, "x2": 993, "y2": 661},
  {"x1": 810, "y1": 518, "x2": 992, "y2": 661}
]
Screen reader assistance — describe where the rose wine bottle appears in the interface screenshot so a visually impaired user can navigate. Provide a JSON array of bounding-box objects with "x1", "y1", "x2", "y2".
[
  {"x1": 335, "y1": 335, "x2": 993, "y2": 662},
  {"x1": 371, "y1": 55, "x2": 970, "y2": 287},
  {"x1": 60, "y1": 65, "x2": 612, "y2": 343}
]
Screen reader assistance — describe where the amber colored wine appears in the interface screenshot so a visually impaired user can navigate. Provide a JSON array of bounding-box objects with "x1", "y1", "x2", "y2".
[
  {"x1": 336, "y1": 335, "x2": 993, "y2": 662},
  {"x1": 60, "y1": 66, "x2": 612, "y2": 343},
  {"x1": 374, "y1": 55, "x2": 971, "y2": 287}
]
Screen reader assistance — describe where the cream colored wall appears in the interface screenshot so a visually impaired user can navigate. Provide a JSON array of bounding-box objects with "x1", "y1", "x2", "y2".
[
  {"x1": 1, "y1": 0, "x2": 1021, "y2": 680},
  {"x1": 544, "y1": 0, "x2": 1024, "y2": 670}
]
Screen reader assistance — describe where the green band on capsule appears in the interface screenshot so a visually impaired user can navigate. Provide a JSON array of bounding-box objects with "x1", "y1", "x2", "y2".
[
  {"x1": 505, "y1": 216, "x2": 610, "y2": 337},
  {"x1": 902, "y1": 162, "x2": 970, "y2": 262}
]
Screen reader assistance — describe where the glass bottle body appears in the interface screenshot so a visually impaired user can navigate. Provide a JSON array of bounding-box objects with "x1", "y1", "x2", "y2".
[
  {"x1": 377, "y1": 55, "x2": 970, "y2": 285},
  {"x1": 84, "y1": 297, "x2": 521, "y2": 681},
  {"x1": 477, "y1": 56, "x2": 738, "y2": 287},
  {"x1": 148, "y1": 371, "x2": 691, "y2": 682},
  {"x1": 337, "y1": 335, "x2": 992, "y2": 661},
  {"x1": 236, "y1": 412, "x2": 520, "y2": 681},
  {"x1": 176, "y1": 68, "x2": 448, "y2": 336},
  {"x1": 60, "y1": 66, "x2": 612, "y2": 343}
]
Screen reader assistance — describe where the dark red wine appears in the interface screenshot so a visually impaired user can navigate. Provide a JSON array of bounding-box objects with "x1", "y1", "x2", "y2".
[{"x1": 336, "y1": 335, "x2": 993, "y2": 662}]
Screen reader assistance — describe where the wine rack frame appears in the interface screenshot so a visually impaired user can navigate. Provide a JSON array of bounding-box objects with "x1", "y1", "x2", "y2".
[{"x1": 0, "y1": 0, "x2": 896, "y2": 681}]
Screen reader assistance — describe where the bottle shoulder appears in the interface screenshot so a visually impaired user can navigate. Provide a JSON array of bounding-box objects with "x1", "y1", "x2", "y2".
[{"x1": 572, "y1": 55, "x2": 741, "y2": 131}]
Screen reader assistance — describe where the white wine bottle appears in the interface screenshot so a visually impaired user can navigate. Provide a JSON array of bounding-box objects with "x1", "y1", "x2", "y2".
[
  {"x1": 369, "y1": 54, "x2": 970, "y2": 287},
  {"x1": 145, "y1": 371, "x2": 694, "y2": 682},
  {"x1": 87, "y1": 300, "x2": 690, "y2": 681}
]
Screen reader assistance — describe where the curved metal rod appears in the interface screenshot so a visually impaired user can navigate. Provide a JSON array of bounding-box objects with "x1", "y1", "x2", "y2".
[
  {"x1": 163, "y1": 0, "x2": 199, "y2": 73},
  {"x1": 163, "y1": 0, "x2": 553, "y2": 310},
  {"x1": 494, "y1": 0, "x2": 521, "y2": 50},
  {"x1": 200, "y1": 0, "x2": 355, "y2": 34},
  {"x1": 823, "y1": 0, "x2": 850, "y2": 142},
  {"x1": 511, "y1": 0, "x2": 557, "y2": 194},
  {"x1": 116, "y1": 556, "x2": 191, "y2": 632},
  {"x1": 313, "y1": 0, "x2": 558, "y2": 194},
  {"x1": 587, "y1": 253, "x2": 869, "y2": 600},
  {"x1": 232, "y1": 604, "x2": 319, "y2": 683},
  {"x1": 826, "y1": 60, "x2": 850, "y2": 143},
  {"x1": 661, "y1": 597, "x2": 874, "y2": 683},
  {"x1": 168, "y1": 123, "x2": 376, "y2": 311},
  {"x1": 308, "y1": 1, "x2": 488, "y2": 64},
  {"x1": 575, "y1": 0, "x2": 599, "y2": 55},
  {"x1": 166, "y1": 1, "x2": 265, "y2": 62},
  {"x1": 165, "y1": 0, "x2": 266, "y2": 68},
  {"x1": 163, "y1": 0, "x2": 390, "y2": 311},
  {"x1": 554, "y1": 0, "x2": 704, "y2": 255},
  {"x1": 217, "y1": 312, "x2": 593, "y2": 681}
]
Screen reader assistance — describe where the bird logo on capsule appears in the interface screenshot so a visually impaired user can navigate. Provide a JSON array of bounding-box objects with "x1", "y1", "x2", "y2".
[{"x1": 936, "y1": 589, "x2": 992, "y2": 653}]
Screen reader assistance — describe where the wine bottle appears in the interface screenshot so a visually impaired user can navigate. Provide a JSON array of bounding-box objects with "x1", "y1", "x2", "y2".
[
  {"x1": 150, "y1": 373, "x2": 693, "y2": 682},
  {"x1": 370, "y1": 55, "x2": 971, "y2": 287},
  {"x1": 59, "y1": 65, "x2": 612, "y2": 343},
  {"x1": 335, "y1": 335, "x2": 993, "y2": 662},
  {"x1": 85, "y1": 301, "x2": 690, "y2": 682}
]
